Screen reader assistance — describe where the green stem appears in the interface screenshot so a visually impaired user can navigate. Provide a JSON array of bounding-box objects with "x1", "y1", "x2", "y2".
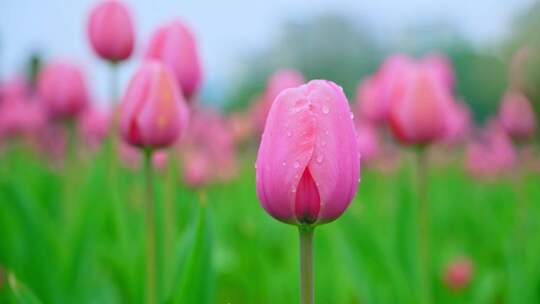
[
  {"x1": 299, "y1": 226, "x2": 314, "y2": 304},
  {"x1": 415, "y1": 147, "x2": 431, "y2": 304},
  {"x1": 144, "y1": 149, "x2": 157, "y2": 304}
]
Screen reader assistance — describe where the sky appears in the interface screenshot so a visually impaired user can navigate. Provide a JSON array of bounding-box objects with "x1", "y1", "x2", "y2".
[{"x1": 0, "y1": 0, "x2": 535, "y2": 106}]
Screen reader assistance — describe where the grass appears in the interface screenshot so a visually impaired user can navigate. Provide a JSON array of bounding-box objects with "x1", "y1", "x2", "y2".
[{"x1": 0, "y1": 144, "x2": 539, "y2": 303}]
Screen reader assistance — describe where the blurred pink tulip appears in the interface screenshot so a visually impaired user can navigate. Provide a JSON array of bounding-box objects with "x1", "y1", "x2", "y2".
[
  {"x1": 227, "y1": 112, "x2": 254, "y2": 144},
  {"x1": 443, "y1": 257, "x2": 473, "y2": 291},
  {"x1": 256, "y1": 80, "x2": 360, "y2": 225},
  {"x1": 499, "y1": 90, "x2": 536, "y2": 140},
  {"x1": 181, "y1": 107, "x2": 238, "y2": 184},
  {"x1": 466, "y1": 119, "x2": 516, "y2": 178},
  {"x1": 389, "y1": 62, "x2": 455, "y2": 145},
  {"x1": 422, "y1": 53, "x2": 455, "y2": 90},
  {"x1": 87, "y1": 0, "x2": 135, "y2": 62},
  {"x1": 119, "y1": 60, "x2": 189, "y2": 149},
  {"x1": 0, "y1": 77, "x2": 29, "y2": 103},
  {"x1": 0, "y1": 97, "x2": 46, "y2": 141},
  {"x1": 443, "y1": 100, "x2": 472, "y2": 144},
  {"x1": 360, "y1": 54, "x2": 414, "y2": 125},
  {"x1": 146, "y1": 20, "x2": 202, "y2": 100},
  {"x1": 37, "y1": 61, "x2": 89, "y2": 120},
  {"x1": 182, "y1": 151, "x2": 211, "y2": 187},
  {"x1": 355, "y1": 122, "x2": 380, "y2": 164},
  {"x1": 78, "y1": 107, "x2": 110, "y2": 147}
]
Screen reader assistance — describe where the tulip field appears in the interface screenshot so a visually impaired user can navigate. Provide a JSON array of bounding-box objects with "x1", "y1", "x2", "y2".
[{"x1": 2, "y1": 0, "x2": 540, "y2": 304}]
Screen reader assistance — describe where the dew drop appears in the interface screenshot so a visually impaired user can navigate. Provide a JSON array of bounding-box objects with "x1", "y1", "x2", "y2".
[
  {"x1": 287, "y1": 131, "x2": 292, "y2": 137},
  {"x1": 350, "y1": 112, "x2": 354, "y2": 119},
  {"x1": 316, "y1": 155, "x2": 324, "y2": 163},
  {"x1": 322, "y1": 105, "x2": 330, "y2": 114},
  {"x1": 292, "y1": 188, "x2": 297, "y2": 193},
  {"x1": 282, "y1": 161, "x2": 286, "y2": 167},
  {"x1": 293, "y1": 161, "x2": 300, "y2": 168}
]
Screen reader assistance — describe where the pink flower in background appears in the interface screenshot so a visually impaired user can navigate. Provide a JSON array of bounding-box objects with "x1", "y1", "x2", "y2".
[
  {"x1": 422, "y1": 53, "x2": 455, "y2": 90},
  {"x1": 360, "y1": 54, "x2": 414, "y2": 125},
  {"x1": 146, "y1": 20, "x2": 202, "y2": 101},
  {"x1": 256, "y1": 80, "x2": 360, "y2": 225},
  {"x1": 499, "y1": 90, "x2": 536, "y2": 140},
  {"x1": 0, "y1": 97, "x2": 46, "y2": 141},
  {"x1": 443, "y1": 257, "x2": 473, "y2": 291},
  {"x1": 253, "y1": 69, "x2": 305, "y2": 133},
  {"x1": 389, "y1": 62, "x2": 455, "y2": 145},
  {"x1": 355, "y1": 122, "x2": 380, "y2": 164},
  {"x1": 180, "y1": 107, "x2": 238, "y2": 185},
  {"x1": 87, "y1": 0, "x2": 135, "y2": 62},
  {"x1": 37, "y1": 61, "x2": 89, "y2": 120},
  {"x1": 0, "y1": 77, "x2": 29, "y2": 103},
  {"x1": 78, "y1": 107, "x2": 110, "y2": 148},
  {"x1": 443, "y1": 100, "x2": 472, "y2": 144},
  {"x1": 182, "y1": 150, "x2": 211, "y2": 187},
  {"x1": 466, "y1": 119, "x2": 516, "y2": 178},
  {"x1": 120, "y1": 60, "x2": 189, "y2": 149},
  {"x1": 227, "y1": 111, "x2": 255, "y2": 145}
]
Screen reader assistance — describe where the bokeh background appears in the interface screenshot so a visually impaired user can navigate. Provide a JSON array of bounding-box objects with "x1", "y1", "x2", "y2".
[{"x1": 1, "y1": 0, "x2": 540, "y2": 303}]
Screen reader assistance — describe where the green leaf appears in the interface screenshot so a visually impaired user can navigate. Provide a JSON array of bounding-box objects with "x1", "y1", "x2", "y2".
[
  {"x1": 168, "y1": 203, "x2": 213, "y2": 304},
  {"x1": 8, "y1": 273, "x2": 43, "y2": 304}
]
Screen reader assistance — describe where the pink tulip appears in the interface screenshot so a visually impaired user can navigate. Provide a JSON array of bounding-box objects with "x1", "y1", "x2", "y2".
[
  {"x1": 119, "y1": 60, "x2": 189, "y2": 149},
  {"x1": 0, "y1": 77, "x2": 29, "y2": 103},
  {"x1": 181, "y1": 107, "x2": 237, "y2": 183},
  {"x1": 466, "y1": 119, "x2": 516, "y2": 178},
  {"x1": 145, "y1": 20, "x2": 202, "y2": 100},
  {"x1": 355, "y1": 122, "x2": 380, "y2": 164},
  {"x1": 361, "y1": 54, "x2": 414, "y2": 125},
  {"x1": 443, "y1": 100, "x2": 472, "y2": 144},
  {"x1": 227, "y1": 112, "x2": 254, "y2": 144},
  {"x1": 78, "y1": 107, "x2": 110, "y2": 147},
  {"x1": 389, "y1": 62, "x2": 455, "y2": 145},
  {"x1": 422, "y1": 53, "x2": 455, "y2": 90},
  {"x1": 443, "y1": 257, "x2": 473, "y2": 291},
  {"x1": 182, "y1": 150, "x2": 211, "y2": 187},
  {"x1": 255, "y1": 80, "x2": 360, "y2": 225},
  {"x1": 0, "y1": 97, "x2": 46, "y2": 141},
  {"x1": 87, "y1": 0, "x2": 135, "y2": 62},
  {"x1": 499, "y1": 90, "x2": 536, "y2": 140},
  {"x1": 37, "y1": 61, "x2": 89, "y2": 120}
]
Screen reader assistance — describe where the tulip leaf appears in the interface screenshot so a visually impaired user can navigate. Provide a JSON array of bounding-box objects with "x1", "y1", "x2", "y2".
[
  {"x1": 167, "y1": 201, "x2": 213, "y2": 304},
  {"x1": 8, "y1": 273, "x2": 43, "y2": 304}
]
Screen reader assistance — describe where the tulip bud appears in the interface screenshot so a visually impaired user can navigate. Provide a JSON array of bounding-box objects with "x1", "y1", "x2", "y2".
[
  {"x1": 443, "y1": 257, "x2": 473, "y2": 291},
  {"x1": 120, "y1": 60, "x2": 189, "y2": 149},
  {"x1": 37, "y1": 61, "x2": 89, "y2": 120},
  {"x1": 499, "y1": 90, "x2": 536, "y2": 140},
  {"x1": 145, "y1": 20, "x2": 202, "y2": 100},
  {"x1": 87, "y1": 0, "x2": 135, "y2": 62},
  {"x1": 256, "y1": 80, "x2": 360, "y2": 225},
  {"x1": 355, "y1": 122, "x2": 380, "y2": 165},
  {"x1": 388, "y1": 63, "x2": 454, "y2": 145}
]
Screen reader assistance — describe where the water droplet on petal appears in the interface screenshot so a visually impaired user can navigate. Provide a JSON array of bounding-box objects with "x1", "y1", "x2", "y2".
[
  {"x1": 350, "y1": 112, "x2": 354, "y2": 119},
  {"x1": 282, "y1": 161, "x2": 287, "y2": 166},
  {"x1": 293, "y1": 161, "x2": 300, "y2": 168},
  {"x1": 292, "y1": 188, "x2": 297, "y2": 193},
  {"x1": 316, "y1": 155, "x2": 324, "y2": 163},
  {"x1": 287, "y1": 131, "x2": 292, "y2": 137},
  {"x1": 322, "y1": 105, "x2": 330, "y2": 114}
]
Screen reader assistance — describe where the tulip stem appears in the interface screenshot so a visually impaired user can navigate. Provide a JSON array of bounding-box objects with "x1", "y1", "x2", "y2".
[
  {"x1": 299, "y1": 225, "x2": 314, "y2": 304},
  {"x1": 143, "y1": 148, "x2": 157, "y2": 304},
  {"x1": 415, "y1": 147, "x2": 431, "y2": 304}
]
